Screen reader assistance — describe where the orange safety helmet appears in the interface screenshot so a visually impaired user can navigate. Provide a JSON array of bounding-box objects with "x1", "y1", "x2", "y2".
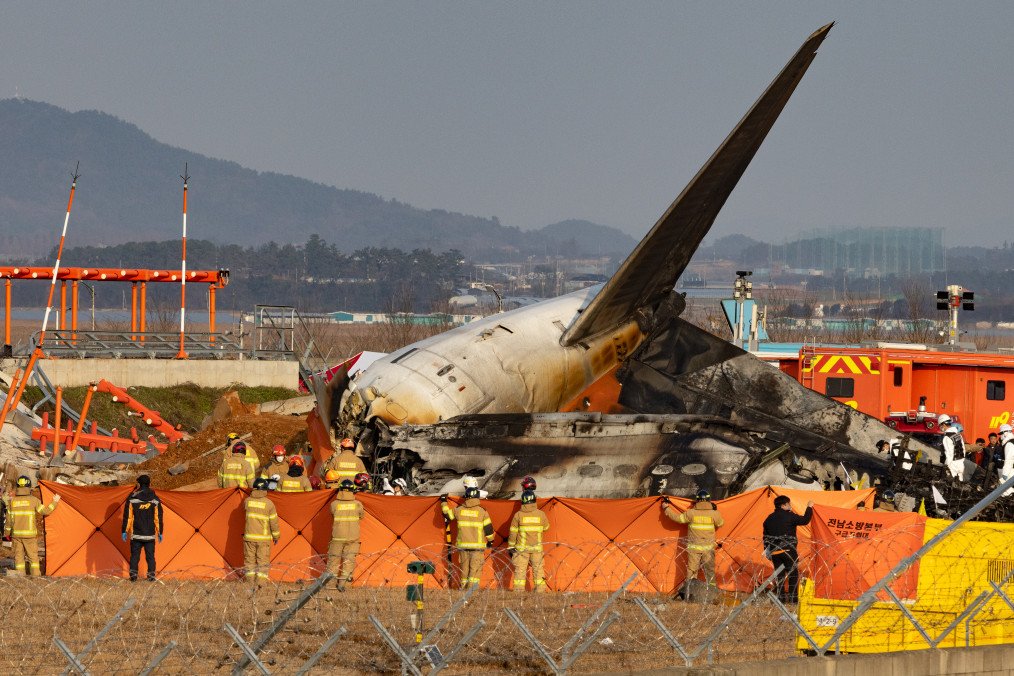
[
  {"x1": 288, "y1": 455, "x2": 305, "y2": 468},
  {"x1": 324, "y1": 469, "x2": 341, "y2": 483},
  {"x1": 339, "y1": 437, "x2": 355, "y2": 450}
]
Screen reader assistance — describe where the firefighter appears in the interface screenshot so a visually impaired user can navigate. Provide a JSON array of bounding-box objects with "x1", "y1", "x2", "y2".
[
  {"x1": 224, "y1": 432, "x2": 258, "y2": 471},
  {"x1": 260, "y1": 445, "x2": 289, "y2": 481},
  {"x1": 243, "y1": 477, "x2": 280, "y2": 584},
  {"x1": 999, "y1": 423, "x2": 1014, "y2": 497},
  {"x1": 328, "y1": 479, "x2": 365, "y2": 590},
  {"x1": 120, "y1": 474, "x2": 163, "y2": 581},
  {"x1": 938, "y1": 415, "x2": 966, "y2": 482},
  {"x1": 321, "y1": 437, "x2": 366, "y2": 482},
  {"x1": 663, "y1": 489, "x2": 724, "y2": 601},
  {"x1": 218, "y1": 442, "x2": 256, "y2": 488},
  {"x1": 440, "y1": 487, "x2": 494, "y2": 589},
  {"x1": 762, "y1": 496, "x2": 813, "y2": 603},
  {"x1": 5, "y1": 476, "x2": 60, "y2": 576},
  {"x1": 278, "y1": 456, "x2": 313, "y2": 492},
  {"x1": 508, "y1": 490, "x2": 550, "y2": 592},
  {"x1": 874, "y1": 489, "x2": 897, "y2": 512},
  {"x1": 353, "y1": 472, "x2": 372, "y2": 494}
]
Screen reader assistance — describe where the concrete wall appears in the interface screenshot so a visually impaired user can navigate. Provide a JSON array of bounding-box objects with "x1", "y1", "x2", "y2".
[
  {"x1": 642, "y1": 644, "x2": 1014, "y2": 676},
  {"x1": 33, "y1": 358, "x2": 299, "y2": 389}
]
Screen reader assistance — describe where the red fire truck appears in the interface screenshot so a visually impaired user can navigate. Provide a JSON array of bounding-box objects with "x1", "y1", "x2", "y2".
[{"x1": 777, "y1": 344, "x2": 1014, "y2": 442}]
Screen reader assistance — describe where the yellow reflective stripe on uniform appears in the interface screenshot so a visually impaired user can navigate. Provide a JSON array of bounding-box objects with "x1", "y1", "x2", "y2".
[
  {"x1": 688, "y1": 543, "x2": 715, "y2": 551},
  {"x1": 333, "y1": 516, "x2": 359, "y2": 522},
  {"x1": 689, "y1": 524, "x2": 715, "y2": 530},
  {"x1": 245, "y1": 534, "x2": 273, "y2": 541},
  {"x1": 248, "y1": 514, "x2": 271, "y2": 520},
  {"x1": 248, "y1": 500, "x2": 266, "y2": 508}
]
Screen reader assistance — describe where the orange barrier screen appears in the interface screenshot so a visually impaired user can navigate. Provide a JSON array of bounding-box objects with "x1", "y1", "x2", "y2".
[{"x1": 42, "y1": 482, "x2": 900, "y2": 594}]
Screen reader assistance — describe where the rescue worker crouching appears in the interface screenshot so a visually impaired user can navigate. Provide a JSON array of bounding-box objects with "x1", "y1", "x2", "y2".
[
  {"x1": 121, "y1": 474, "x2": 164, "y2": 581},
  {"x1": 663, "y1": 489, "x2": 724, "y2": 601},
  {"x1": 278, "y1": 456, "x2": 312, "y2": 492},
  {"x1": 441, "y1": 487, "x2": 494, "y2": 589},
  {"x1": 5, "y1": 476, "x2": 60, "y2": 576},
  {"x1": 328, "y1": 479, "x2": 365, "y2": 591},
  {"x1": 508, "y1": 490, "x2": 550, "y2": 592},
  {"x1": 243, "y1": 478, "x2": 280, "y2": 585},
  {"x1": 218, "y1": 441, "x2": 256, "y2": 489}
]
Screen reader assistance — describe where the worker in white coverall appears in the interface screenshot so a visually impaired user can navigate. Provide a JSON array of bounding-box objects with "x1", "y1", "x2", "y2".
[
  {"x1": 999, "y1": 423, "x2": 1014, "y2": 497},
  {"x1": 937, "y1": 415, "x2": 966, "y2": 482}
]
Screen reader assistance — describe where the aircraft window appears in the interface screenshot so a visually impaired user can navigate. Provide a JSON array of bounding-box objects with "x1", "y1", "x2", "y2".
[
  {"x1": 987, "y1": 380, "x2": 1006, "y2": 401},
  {"x1": 825, "y1": 377, "x2": 854, "y2": 398},
  {"x1": 894, "y1": 367, "x2": 904, "y2": 387},
  {"x1": 391, "y1": 348, "x2": 418, "y2": 364}
]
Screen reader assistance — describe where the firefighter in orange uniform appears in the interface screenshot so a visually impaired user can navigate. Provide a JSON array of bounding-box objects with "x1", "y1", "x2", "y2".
[
  {"x1": 328, "y1": 479, "x2": 365, "y2": 590},
  {"x1": 663, "y1": 489, "x2": 724, "y2": 601},
  {"x1": 278, "y1": 456, "x2": 313, "y2": 492},
  {"x1": 441, "y1": 487, "x2": 494, "y2": 589},
  {"x1": 218, "y1": 442, "x2": 256, "y2": 488},
  {"x1": 5, "y1": 476, "x2": 60, "y2": 576},
  {"x1": 243, "y1": 477, "x2": 280, "y2": 584},
  {"x1": 508, "y1": 490, "x2": 550, "y2": 592}
]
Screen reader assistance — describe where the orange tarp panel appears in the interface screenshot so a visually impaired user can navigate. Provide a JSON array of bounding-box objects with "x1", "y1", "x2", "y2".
[
  {"x1": 40, "y1": 482, "x2": 877, "y2": 594},
  {"x1": 809, "y1": 505, "x2": 924, "y2": 600}
]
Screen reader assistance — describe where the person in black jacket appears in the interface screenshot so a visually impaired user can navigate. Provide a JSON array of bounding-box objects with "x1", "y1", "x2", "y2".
[
  {"x1": 762, "y1": 496, "x2": 813, "y2": 603},
  {"x1": 121, "y1": 475, "x2": 164, "y2": 581}
]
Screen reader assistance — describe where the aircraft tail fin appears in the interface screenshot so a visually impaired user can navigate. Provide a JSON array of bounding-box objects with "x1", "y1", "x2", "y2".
[{"x1": 562, "y1": 23, "x2": 833, "y2": 347}]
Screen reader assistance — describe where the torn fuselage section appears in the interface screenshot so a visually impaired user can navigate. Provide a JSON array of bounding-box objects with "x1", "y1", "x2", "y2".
[{"x1": 370, "y1": 412, "x2": 887, "y2": 499}]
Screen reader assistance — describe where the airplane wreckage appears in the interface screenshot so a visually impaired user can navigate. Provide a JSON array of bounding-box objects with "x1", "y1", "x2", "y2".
[{"x1": 311, "y1": 23, "x2": 943, "y2": 500}]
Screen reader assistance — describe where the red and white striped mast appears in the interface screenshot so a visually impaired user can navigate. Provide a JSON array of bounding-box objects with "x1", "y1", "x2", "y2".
[
  {"x1": 175, "y1": 163, "x2": 189, "y2": 359},
  {"x1": 0, "y1": 163, "x2": 80, "y2": 432}
]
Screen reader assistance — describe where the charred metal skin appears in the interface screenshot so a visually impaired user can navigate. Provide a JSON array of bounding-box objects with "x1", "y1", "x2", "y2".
[{"x1": 325, "y1": 24, "x2": 927, "y2": 499}]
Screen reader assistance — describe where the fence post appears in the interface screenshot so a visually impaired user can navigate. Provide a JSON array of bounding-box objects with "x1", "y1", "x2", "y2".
[
  {"x1": 138, "y1": 641, "x2": 178, "y2": 676},
  {"x1": 294, "y1": 627, "x2": 346, "y2": 676},
  {"x1": 223, "y1": 624, "x2": 271, "y2": 676},
  {"x1": 367, "y1": 615, "x2": 423, "y2": 676},
  {"x1": 559, "y1": 572, "x2": 637, "y2": 663},
  {"x1": 632, "y1": 598, "x2": 691, "y2": 665},
  {"x1": 503, "y1": 608, "x2": 563, "y2": 676},
  {"x1": 231, "y1": 571, "x2": 333, "y2": 675},
  {"x1": 687, "y1": 565, "x2": 783, "y2": 664}
]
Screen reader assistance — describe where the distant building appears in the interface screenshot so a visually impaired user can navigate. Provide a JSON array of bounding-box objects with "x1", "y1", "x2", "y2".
[{"x1": 769, "y1": 227, "x2": 945, "y2": 276}]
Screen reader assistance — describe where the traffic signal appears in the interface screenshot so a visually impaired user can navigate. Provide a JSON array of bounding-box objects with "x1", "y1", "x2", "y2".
[
  {"x1": 936, "y1": 290, "x2": 948, "y2": 311},
  {"x1": 961, "y1": 290, "x2": 974, "y2": 311}
]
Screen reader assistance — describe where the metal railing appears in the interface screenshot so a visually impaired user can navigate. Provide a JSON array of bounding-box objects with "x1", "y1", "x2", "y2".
[{"x1": 34, "y1": 330, "x2": 245, "y2": 360}]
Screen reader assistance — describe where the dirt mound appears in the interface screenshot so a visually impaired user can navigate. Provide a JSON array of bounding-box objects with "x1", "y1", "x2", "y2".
[{"x1": 141, "y1": 413, "x2": 307, "y2": 490}]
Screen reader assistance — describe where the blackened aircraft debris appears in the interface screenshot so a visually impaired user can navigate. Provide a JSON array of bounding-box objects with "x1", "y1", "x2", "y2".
[{"x1": 315, "y1": 23, "x2": 939, "y2": 499}]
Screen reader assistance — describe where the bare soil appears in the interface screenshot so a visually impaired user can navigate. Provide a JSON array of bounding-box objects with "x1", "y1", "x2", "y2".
[{"x1": 139, "y1": 412, "x2": 307, "y2": 489}]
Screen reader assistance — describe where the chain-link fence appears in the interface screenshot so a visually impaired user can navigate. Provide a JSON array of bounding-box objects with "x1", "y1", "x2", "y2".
[{"x1": 4, "y1": 524, "x2": 1010, "y2": 675}]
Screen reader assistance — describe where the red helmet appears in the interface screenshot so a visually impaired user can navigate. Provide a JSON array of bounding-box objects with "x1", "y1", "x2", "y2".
[
  {"x1": 308, "y1": 476, "x2": 322, "y2": 490},
  {"x1": 272, "y1": 444, "x2": 286, "y2": 457},
  {"x1": 521, "y1": 476, "x2": 537, "y2": 491},
  {"x1": 353, "y1": 472, "x2": 371, "y2": 490},
  {"x1": 288, "y1": 455, "x2": 305, "y2": 468},
  {"x1": 340, "y1": 437, "x2": 355, "y2": 450}
]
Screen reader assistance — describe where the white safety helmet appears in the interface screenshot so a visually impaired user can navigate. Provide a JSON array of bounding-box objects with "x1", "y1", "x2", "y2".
[
  {"x1": 393, "y1": 478, "x2": 408, "y2": 489},
  {"x1": 462, "y1": 476, "x2": 478, "y2": 489},
  {"x1": 1000, "y1": 424, "x2": 1013, "y2": 434},
  {"x1": 937, "y1": 414, "x2": 951, "y2": 426}
]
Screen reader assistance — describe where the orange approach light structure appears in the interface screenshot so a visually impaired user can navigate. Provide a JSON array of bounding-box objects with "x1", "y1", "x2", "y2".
[{"x1": 0, "y1": 266, "x2": 229, "y2": 351}]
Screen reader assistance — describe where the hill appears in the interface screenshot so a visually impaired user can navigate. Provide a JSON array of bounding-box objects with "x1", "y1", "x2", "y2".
[{"x1": 0, "y1": 98, "x2": 636, "y2": 261}]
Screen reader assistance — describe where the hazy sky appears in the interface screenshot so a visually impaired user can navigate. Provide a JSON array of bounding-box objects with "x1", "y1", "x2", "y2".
[{"x1": 3, "y1": 3, "x2": 1012, "y2": 246}]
